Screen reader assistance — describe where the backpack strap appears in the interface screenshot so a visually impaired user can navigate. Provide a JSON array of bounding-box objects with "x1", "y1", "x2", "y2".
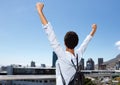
[
  {"x1": 71, "y1": 59, "x2": 77, "y2": 71},
  {"x1": 76, "y1": 54, "x2": 79, "y2": 70},
  {"x1": 71, "y1": 54, "x2": 79, "y2": 71},
  {"x1": 58, "y1": 63, "x2": 66, "y2": 85}
]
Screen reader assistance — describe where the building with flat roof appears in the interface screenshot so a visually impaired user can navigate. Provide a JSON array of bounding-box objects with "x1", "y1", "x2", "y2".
[
  {"x1": 52, "y1": 51, "x2": 58, "y2": 67},
  {"x1": 98, "y1": 58, "x2": 103, "y2": 70},
  {"x1": 86, "y1": 58, "x2": 94, "y2": 70},
  {"x1": 30, "y1": 61, "x2": 36, "y2": 67},
  {"x1": 0, "y1": 65, "x2": 56, "y2": 85}
]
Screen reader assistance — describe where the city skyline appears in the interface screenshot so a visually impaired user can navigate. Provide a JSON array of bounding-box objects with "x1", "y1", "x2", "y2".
[{"x1": 0, "y1": 0, "x2": 120, "y2": 66}]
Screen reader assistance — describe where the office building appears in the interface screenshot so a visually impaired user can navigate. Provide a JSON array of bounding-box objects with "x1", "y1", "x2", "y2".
[
  {"x1": 86, "y1": 58, "x2": 94, "y2": 70},
  {"x1": 80, "y1": 58, "x2": 84, "y2": 70},
  {"x1": 99, "y1": 64, "x2": 107, "y2": 70},
  {"x1": 98, "y1": 58, "x2": 103, "y2": 70},
  {"x1": 0, "y1": 65, "x2": 56, "y2": 85},
  {"x1": 52, "y1": 51, "x2": 58, "y2": 67},
  {"x1": 31, "y1": 61, "x2": 36, "y2": 67}
]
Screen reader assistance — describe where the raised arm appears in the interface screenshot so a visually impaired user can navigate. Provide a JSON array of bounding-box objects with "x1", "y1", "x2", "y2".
[
  {"x1": 76, "y1": 24, "x2": 97, "y2": 57},
  {"x1": 36, "y1": 3, "x2": 48, "y2": 25},
  {"x1": 36, "y1": 2, "x2": 65, "y2": 59}
]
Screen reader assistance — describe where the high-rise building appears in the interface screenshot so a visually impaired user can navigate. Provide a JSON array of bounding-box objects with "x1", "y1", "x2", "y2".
[
  {"x1": 80, "y1": 58, "x2": 84, "y2": 70},
  {"x1": 52, "y1": 51, "x2": 58, "y2": 67},
  {"x1": 98, "y1": 58, "x2": 103, "y2": 70},
  {"x1": 31, "y1": 61, "x2": 36, "y2": 67},
  {"x1": 86, "y1": 58, "x2": 94, "y2": 70}
]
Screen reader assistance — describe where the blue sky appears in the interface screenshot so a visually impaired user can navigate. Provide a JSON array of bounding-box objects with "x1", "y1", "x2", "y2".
[{"x1": 0, "y1": 0, "x2": 120, "y2": 66}]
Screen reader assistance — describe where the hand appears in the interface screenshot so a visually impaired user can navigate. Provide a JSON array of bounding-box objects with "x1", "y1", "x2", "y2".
[
  {"x1": 36, "y1": 3, "x2": 44, "y2": 12},
  {"x1": 36, "y1": 2, "x2": 48, "y2": 25},
  {"x1": 90, "y1": 24, "x2": 97, "y2": 36},
  {"x1": 91, "y1": 24, "x2": 97, "y2": 31}
]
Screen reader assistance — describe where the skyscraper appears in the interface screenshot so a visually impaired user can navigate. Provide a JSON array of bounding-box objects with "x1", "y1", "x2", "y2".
[
  {"x1": 31, "y1": 61, "x2": 36, "y2": 67},
  {"x1": 86, "y1": 58, "x2": 94, "y2": 70},
  {"x1": 80, "y1": 58, "x2": 84, "y2": 70},
  {"x1": 52, "y1": 51, "x2": 58, "y2": 67},
  {"x1": 98, "y1": 58, "x2": 103, "y2": 70}
]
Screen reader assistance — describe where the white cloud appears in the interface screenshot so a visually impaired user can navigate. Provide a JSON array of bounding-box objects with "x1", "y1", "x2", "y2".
[{"x1": 115, "y1": 41, "x2": 120, "y2": 50}]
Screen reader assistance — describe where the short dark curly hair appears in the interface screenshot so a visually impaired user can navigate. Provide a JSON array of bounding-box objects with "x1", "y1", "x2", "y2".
[{"x1": 64, "y1": 31, "x2": 79, "y2": 49}]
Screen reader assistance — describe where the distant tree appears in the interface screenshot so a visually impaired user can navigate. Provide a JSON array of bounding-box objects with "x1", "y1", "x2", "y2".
[
  {"x1": 85, "y1": 78, "x2": 96, "y2": 85},
  {"x1": 117, "y1": 82, "x2": 120, "y2": 85}
]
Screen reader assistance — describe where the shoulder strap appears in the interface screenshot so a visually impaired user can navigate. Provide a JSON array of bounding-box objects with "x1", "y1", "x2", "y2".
[
  {"x1": 58, "y1": 63, "x2": 66, "y2": 85},
  {"x1": 76, "y1": 54, "x2": 79, "y2": 69},
  {"x1": 71, "y1": 54, "x2": 79, "y2": 71},
  {"x1": 71, "y1": 59, "x2": 77, "y2": 70}
]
